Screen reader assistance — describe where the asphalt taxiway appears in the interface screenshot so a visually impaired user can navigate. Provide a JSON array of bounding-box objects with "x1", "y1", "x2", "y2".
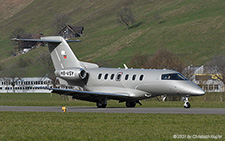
[{"x1": 0, "y1": 106, "x2": 224, "y2": 114}]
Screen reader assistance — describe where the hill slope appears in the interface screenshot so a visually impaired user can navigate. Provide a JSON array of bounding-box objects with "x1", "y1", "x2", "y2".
[
  {"x1": 0, "y1": 0, "x2": 34, "y2": 23},
  {"x1": 0, "y1": 0, "x2": 224, "y2": 77}
]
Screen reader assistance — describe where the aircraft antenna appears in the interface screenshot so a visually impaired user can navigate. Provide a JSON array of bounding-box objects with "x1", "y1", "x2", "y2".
[{"x1": 123, "y1": 64, "x2": 128, "y2": 69}]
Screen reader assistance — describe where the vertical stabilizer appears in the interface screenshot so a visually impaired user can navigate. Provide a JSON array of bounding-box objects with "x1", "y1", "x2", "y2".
[{"x1": 41, "y1": 36, "x2": 81, "y2": 70}]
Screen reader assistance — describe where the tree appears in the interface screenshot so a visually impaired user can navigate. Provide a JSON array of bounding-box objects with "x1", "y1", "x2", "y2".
[
  {"x1": 37, "y1": 50, "x2": 60, "y2": 88},
  {"x1": 10, "y1": 27, "x2": 25, "y2": 39},
  {"x1": 52, "y1": 13, "x2": 71, "y2": 34},
  {"x1": 129, "y1": 54, "x2": 150, "y2": 68},
  {"x1": 10, "y1": 27, "x2": 25, "y2": 54},
  {"x1": 144, "y1": 48, "x2": 183, "y2": 72},
  {"x1": 182, "y1": 65, "x2": 195, "y2": 81},
  {"x1": 117, "y1": 7, "x2": 135, "y2": 30},
  {"x1": 207, "y1": 54, "x2": 225, "y2": 102},
  {"x1": 129, "y1": 48, "x2": 183, "y2": 72}
]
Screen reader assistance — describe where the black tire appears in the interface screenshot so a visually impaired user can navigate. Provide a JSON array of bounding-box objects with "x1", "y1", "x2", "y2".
[
  {"x1": 126, "y1": 101, "x2": 136, "y2": 108},
  {"x1": 96, "y1": 102, "x2": 107, "y2": 108},
  {"x1": 184, "y1": 102, "x2": 191, "y2": 108}
]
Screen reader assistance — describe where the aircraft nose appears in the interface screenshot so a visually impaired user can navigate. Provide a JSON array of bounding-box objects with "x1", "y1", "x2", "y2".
[{"x1": 194, "y1": 87, "x2": 205, "y2": 95}]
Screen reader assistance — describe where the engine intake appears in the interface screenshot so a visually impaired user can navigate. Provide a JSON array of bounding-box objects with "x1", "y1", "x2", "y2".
[{"x1": 55, "y1": 68, "x2": 87, "y2": 81}]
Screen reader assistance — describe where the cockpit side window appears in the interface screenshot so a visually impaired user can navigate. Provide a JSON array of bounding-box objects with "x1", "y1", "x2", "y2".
[{"x1": 161, "y1": 73, "x2": 188, "y2": 80}]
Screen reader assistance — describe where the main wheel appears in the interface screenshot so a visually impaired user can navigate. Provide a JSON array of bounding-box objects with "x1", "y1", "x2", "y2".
[
  {"x1": 126, "y1": 101, "x2": 136, "y2": 108},
  {"x1": 184, "y1": 102, "x2": 191, "y2": 108},
  {"x1": 96, "y1": 102, "x2": 107, "y2": 108}
]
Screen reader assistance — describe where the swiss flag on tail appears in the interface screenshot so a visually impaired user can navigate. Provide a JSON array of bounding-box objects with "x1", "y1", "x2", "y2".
[{"x1": 61, "y1": 50, "x2": 67, "y2": 59}]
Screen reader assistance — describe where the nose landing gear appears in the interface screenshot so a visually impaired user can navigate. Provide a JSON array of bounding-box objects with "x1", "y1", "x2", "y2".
[
  {"x1": 184, "y1": 101, "x2": 191, "y2": 108},
  {"x1": 182, "y1": 96, "x2": 191, "y2": 108},
  {"x1": 162, "y1": 95, "x2": 167, "y2": 101}
]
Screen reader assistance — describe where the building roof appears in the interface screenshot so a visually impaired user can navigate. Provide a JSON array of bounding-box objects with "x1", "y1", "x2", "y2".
[
  {"x1": 70, "y1": 25, "x2": 84, "y2": 31},
  {"x1": 58, "y1": 25, "x2": 84, "y2": 34}
]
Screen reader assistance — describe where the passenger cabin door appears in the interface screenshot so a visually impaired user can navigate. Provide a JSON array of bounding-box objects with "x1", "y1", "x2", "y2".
[{"x1": 116, "y1": 72, "x2": 123, "y2": 81}]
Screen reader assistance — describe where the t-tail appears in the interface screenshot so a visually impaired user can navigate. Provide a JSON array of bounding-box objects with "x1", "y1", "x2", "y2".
[
  {"x1": 13, "y1": 36, "x2": 98, "y2": 85},
  {"x1": 43, "y1": 36, "x2": 81, "y2": 70}
]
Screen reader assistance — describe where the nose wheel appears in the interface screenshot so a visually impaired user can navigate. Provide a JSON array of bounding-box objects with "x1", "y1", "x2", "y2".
[
  {"x1": 184, "y1": 101, "x2": 191, "y2": 108},
  {"x1": 183, "y1": 96, "x2": 191, "y2": 108},
  {"x1": 162, "y1": 95, "x2": 167, "y2": 101}
]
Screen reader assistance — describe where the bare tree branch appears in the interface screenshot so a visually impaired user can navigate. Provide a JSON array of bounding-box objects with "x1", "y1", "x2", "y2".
[
  {"x1": 117, "y1": 7, "x2": 135, "y2": 30},
  {"x1": 52, "y1": 13, "x2": 71, "y2": 34},
  {"x1": 144, "y1": 48, "x2": 183, "y2": 72}
]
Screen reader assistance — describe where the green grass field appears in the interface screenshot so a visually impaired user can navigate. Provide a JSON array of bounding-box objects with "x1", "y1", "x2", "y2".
[
  {"x1": 0, "y1": 112, "x2": 224, "y2": 140},
  {"x1": 0, "y1": 93, "x2": 224, "y2": 140}
]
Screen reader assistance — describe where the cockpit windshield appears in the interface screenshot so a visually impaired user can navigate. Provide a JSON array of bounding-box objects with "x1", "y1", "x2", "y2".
[{"x1": 161, "y1": 73, "x2": 188, "y2": 80}]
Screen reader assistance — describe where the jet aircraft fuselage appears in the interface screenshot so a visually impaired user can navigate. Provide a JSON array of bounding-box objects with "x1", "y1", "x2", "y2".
[
  {"x1": 13, "y1": 36, "x2": 205, "y2": 108},
  {"x1": 85, "y1": 68, "x2": 204, "y2": 99}
]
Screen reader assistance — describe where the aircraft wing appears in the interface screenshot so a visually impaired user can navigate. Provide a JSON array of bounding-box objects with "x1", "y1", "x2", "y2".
[{"x1": 44, "y1": 87, "x2": 131, "y2": 102}]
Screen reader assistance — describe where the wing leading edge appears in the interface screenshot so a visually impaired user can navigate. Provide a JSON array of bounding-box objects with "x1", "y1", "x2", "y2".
[{"x1": 43, "y1": 87, "x2": 130, "y2": 102}]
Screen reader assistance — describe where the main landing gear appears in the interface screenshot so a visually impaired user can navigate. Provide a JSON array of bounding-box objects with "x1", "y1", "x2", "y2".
[
  {"x1": 182, "y1": 96, "x2": 191, "y2": 108},
  {"x1": 96, "y1": 99, "x2": 107, "y2": 108},
  {"x1": 96, "y1": 100, "x2": 142, "y2": 108},
  {"x1": 126, "y1": 100, "x2": 142, "y2": 108}
]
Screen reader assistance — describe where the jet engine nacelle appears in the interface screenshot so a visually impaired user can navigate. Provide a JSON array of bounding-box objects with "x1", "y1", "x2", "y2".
[{"x1": 55, "y1": 68, "x2": 87, "y2": 81}]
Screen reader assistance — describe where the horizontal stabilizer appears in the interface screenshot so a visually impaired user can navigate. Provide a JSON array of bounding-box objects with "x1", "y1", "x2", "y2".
[
  {"x1": 11, "y1": 38, "x2": 81, "y2": 43},
  {"x1": 12, "y1": 36, "x2": 82, "y2": 70}
]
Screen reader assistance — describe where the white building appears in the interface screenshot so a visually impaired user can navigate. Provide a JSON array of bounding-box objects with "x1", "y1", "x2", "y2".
[
  {"x1": 187, "y1": 65, "x2": 224, "y2": 92},
  {"x1": 0, "y1": 77, "x2": 53, "y2": 93}
]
